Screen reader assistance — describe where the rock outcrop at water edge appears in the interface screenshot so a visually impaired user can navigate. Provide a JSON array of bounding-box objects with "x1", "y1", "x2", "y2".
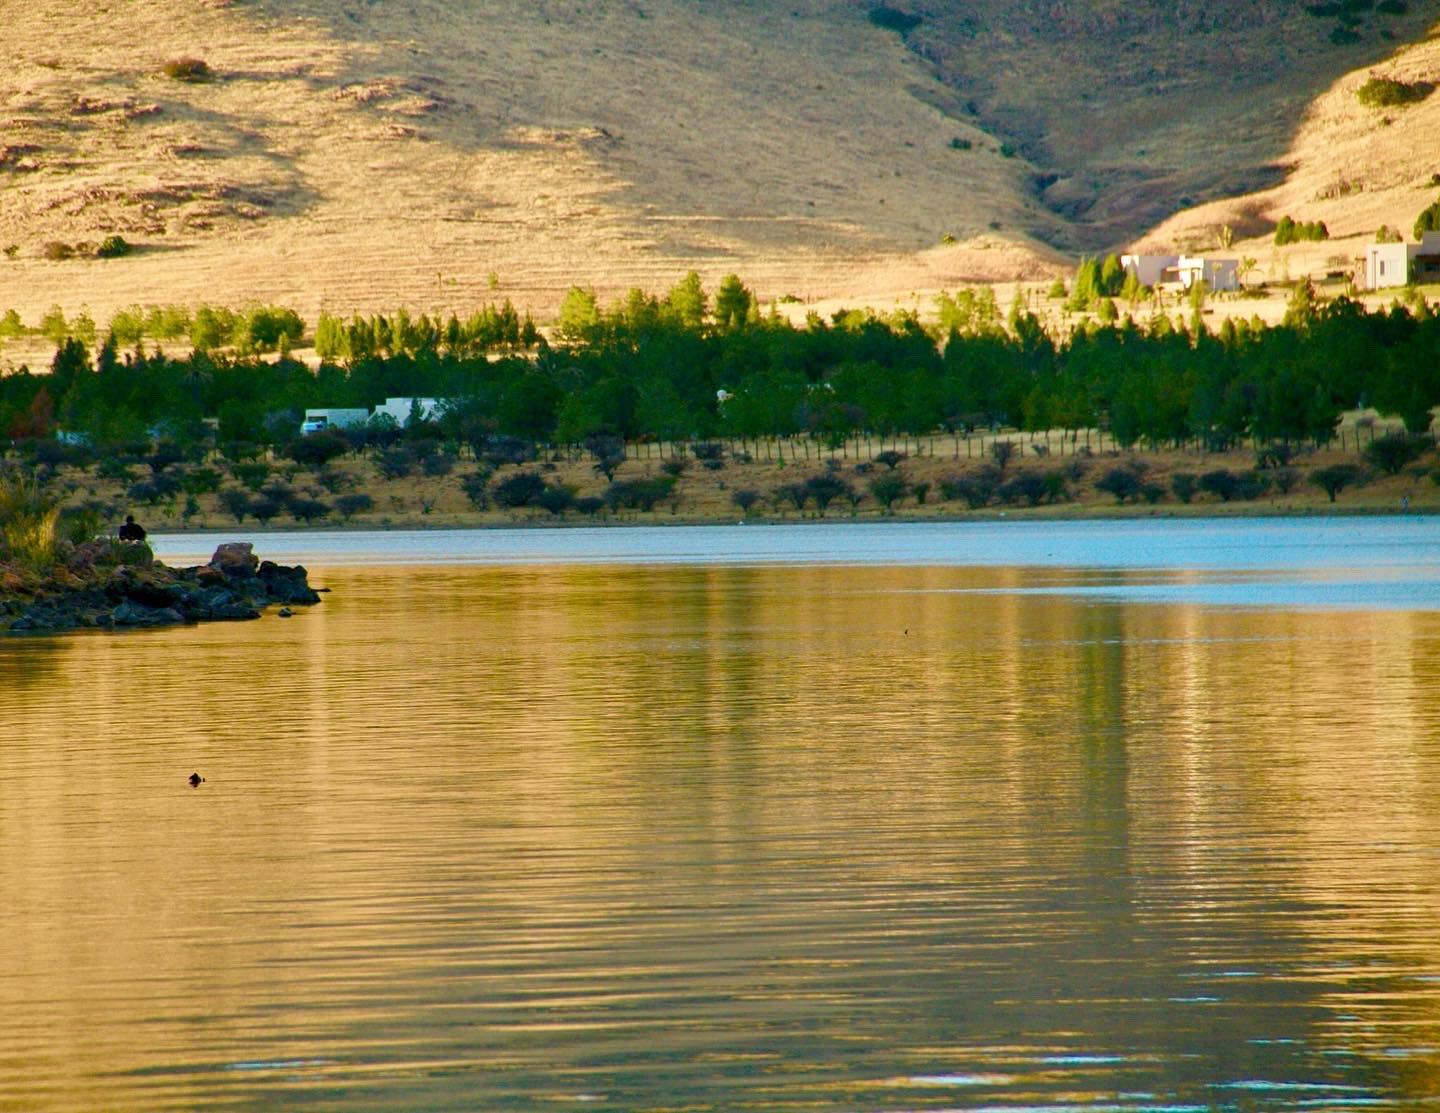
[{"x1": 1, "y1": 541, "x2": 320, "y2": 634}]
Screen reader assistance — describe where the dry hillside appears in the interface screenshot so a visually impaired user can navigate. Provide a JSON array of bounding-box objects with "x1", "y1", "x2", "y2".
[{"x1": 1, "y1": 0, "x2": 1438, "y2": 332}]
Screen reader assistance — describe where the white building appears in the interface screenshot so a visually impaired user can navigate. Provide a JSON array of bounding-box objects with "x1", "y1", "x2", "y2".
[
  {"x1": 1120, "y1": 254, "x2": 1178, "y2": 288},
  {"x1": 373, "y1": 397, "x2": 444, "y2": 425},
  {"x1": 300, "y1": 408, "x2": 369, "y2": 434},
  {"x1": 1170, "y1": 255, "x2": 1240, "y2": 292},
  {"x1": 1365, "y1": 232, "x2": 1440, "y2": 289}
]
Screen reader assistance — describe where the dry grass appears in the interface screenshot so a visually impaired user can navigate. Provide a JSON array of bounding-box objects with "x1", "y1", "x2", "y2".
[{"x1": 0, "y1": 1, "x2": 1437, "y2": 346}]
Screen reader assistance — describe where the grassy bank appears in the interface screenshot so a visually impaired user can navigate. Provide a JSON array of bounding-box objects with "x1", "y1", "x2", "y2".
[{"x1": 9, "y1": 432, "x2": 1435, "y2": 539}]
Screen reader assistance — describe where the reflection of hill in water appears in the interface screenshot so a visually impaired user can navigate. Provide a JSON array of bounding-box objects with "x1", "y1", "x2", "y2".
[{"x1": 3, "y1": 562, "x2": 1440, "y2": 1107}]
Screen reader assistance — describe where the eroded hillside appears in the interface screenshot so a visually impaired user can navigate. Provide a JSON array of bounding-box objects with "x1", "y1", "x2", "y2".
[{"x1": 0, "y1": 0, "x2": 1437, "y2": 327}]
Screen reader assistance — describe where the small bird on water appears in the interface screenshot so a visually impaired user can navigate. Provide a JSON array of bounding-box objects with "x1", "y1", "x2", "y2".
[{"x1": 188, "y1": 772, "x2": 204, "y2": 787}]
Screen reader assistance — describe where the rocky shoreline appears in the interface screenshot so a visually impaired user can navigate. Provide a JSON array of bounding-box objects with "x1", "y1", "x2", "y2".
[{"x1": 2, "y1": 541, "x2": 321, "y2": 634}]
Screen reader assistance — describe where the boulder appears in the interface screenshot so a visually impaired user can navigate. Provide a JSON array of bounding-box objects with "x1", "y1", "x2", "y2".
[
  {"x1": 112, "y1": 601, "x2": 184, "y2": 628},
  {"x1": 209, "y1": 542, "x2": 258, "y2": 577}
]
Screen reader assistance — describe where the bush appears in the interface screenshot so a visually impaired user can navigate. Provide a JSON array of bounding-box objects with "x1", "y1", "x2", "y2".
[
  {"x1": 868, "y1": 472, "x2": 909, "y2": 511},
  {"x1": 1364, "y1": 431, "x2": 1431, "y2": 474},
  {"x1": 1310, "y1": 463, "x2": 1364, "y2": 501},
  {"x1": 940, "y1": 467, "x2": 1000, "y2": 509},
  {"x1": 1000, "y1": 472, "x2": 1048, "y2": 506},
  {"x1": 42, "y1": 242, "x2": 74, "y2": 262},
  {"x1": 96, "y1": 235, "x2": 131, "y2": 259},
  {"x1": 1415, "y1": 195, "x2": 1440, "y2": 241},
  {"x1": 460, "y1": 470, "x2": 493, "y2": 510},
  {"x1": 1356, "y1": 77, "x2": 1431, "y2": 107},
  {"x1": 286, "y1": 430, "x2": 351, "y2": 468},
  {"x1": 494, "y1": 471, "x2": 548, "y2": 509},
  {"x1": 1170, "y1": 472, "x2": 1198, "y2": 504},
  {"x1": 575, "y1": 496, "x2": 605, "y2": 517},
  {"x1": 289, "y1": 497, "x2": 331, "y2": 523},
  {"x1": 1200, "y1": 469, "x2": 1241, "y2": 501},
  {"x1": 604, "y1": 476, "x2": 675, "y2": 512},
  {"x1": 335, "y1": 493, "x2": 373, "y2": 520},
  {"x1": 1274, "y1": 216, "x2": 1329, "y2": 245},
  {"x1": 0, "y1": 474, "x2": 60, "y2": 570},
  {"x1": 732, "y1": 488, "x2": 760, "y2": 514},
  {"x1": 691, "y1": 441, "x2": 724, "y2": 462},
  {"x1": 537, "y1": 485, "x2": 576, "y2": 516},
  {"x1": 376, "y1": 446, "x2": 416, "y2": 480},
  {"x1": 867, "y1": 5, "x2": 922, "y2": 34},
  {"x1": 163, "y1": 58, "x2": 212, "y2": 82},
  {"x1": 249, "y1": 496, "x2": 283, "y2": 524},
  {"x1": 217, "y1": 487, "x2": 251, "y2": 523},
  {"x1": 875, "y1": 449, "x2": 907, "y2": 469},
  {"x1": 1096, "y1": 467, "x2": 1144, "y2": 503}
]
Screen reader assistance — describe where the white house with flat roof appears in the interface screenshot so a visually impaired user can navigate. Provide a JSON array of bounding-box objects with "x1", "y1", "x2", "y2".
[
  {"x1": 300, "y1": 408, "x2": 369, "y2": 435},
  {"x1": 1365, "y1": 232, "x2": 1440, "y2": 289},
  {"x1": 1120, "y1": 254, "x2": 1178, "y2": 287},
  {"x1": 1170, "y1": 255, "x2": 1240, "y2": 292},
  {"x1": 373, "y1": 397, "x2": 444, "y2": 425}
]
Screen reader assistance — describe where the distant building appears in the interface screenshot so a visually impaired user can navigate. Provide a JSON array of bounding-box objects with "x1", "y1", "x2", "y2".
[
  {"x1": 300, "y1": 408, "x2": 369, "y2": 435},
  {"x1": 1364, "y1": 232, "x2": 1440, "y2": 290},
  {"x1": 1120, "y1": 254, "x2": 1178, "y2": 287},
  {"x1": 373, "y1": 397, "x2": 443, "y2": 426},
  {"x1": 1169, "y1": 255, "x2": 1240, "y2": 292},
  {"x1": 1122, "y1": 252, "x2": 1240, "y2": 292}
]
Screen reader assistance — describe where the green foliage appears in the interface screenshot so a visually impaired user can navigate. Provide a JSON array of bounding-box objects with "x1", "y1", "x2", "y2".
[
  {"x1": 867, "y1": 5, "x2": 922, "y2": 34},
  {"x1": 1364, "y1": 431, "x2": 1431, "y2": 474},
  {"x1": 714, "y1": 274, "x2": 754, "y2": 331},
  {"x1": 0, "y1": 474, "x2": 61, "y2": 570},
  {"x1": 0, "y1": 308, "x2": 24, "y2": 338},
  {"x1": 556, "y1": 287, "x2": 600, "y2": 341},
  {"x1": 732, "y1": 488, "x2": 760, "y2": 514},
  {"x1": 1274, "y1": 216, "x2": 1329, "y2": 245},
  {"x1": 868, "y1": 472, "x2": 909, "y2": 511},
  {"x1": 1414, "y1": 195, "x2": 1440, "y2": 241},
  {"x1": 162, "y1": 58, "x2": 211, "y2": 82},
  {"x1": 1356, "y1": 77, "x2": 1433, "y2": 107},
  {"x1": 1310, "y1": 463, "x2": 1364, "y2": 501},
  {"x1": 494, "y1": 471, "x2": 548, "y2": 509},
  {"x1": 1376, "y1": 224, "x2": 1404, "y2": 244},
  {"x1": 96, "y1": 235, "x2": 131, "y2": 259}
]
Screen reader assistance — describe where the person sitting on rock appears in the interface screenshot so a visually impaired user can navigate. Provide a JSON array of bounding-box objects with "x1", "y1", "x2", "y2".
[{"x1": 118, "y1": 514, "x2": 147, "y2": 543}]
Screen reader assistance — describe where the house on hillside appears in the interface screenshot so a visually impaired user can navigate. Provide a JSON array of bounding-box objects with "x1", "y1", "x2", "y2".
[
  {"x1": 1364, "y1": 232, "x2": 1440, "y2": 289},
  {"x1": 1120, "y1": 254, "x2": 1177, "y2": 287},
  {"x1": 1169, "y1": 255, "x2": 1240, "y2": 292},
  {"x1": 1121, "y1": 252, "x2": 1240, "y2": 291}
]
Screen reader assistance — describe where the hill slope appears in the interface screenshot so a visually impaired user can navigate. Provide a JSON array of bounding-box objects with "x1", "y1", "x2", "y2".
[{"x1": 1, "y1": 0, "x2": 1438, "y2": 329}]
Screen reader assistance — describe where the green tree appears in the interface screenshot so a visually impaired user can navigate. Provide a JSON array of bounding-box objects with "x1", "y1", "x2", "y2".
[{"x1": 714, "y1": 275, "x2": 754, "y2": 330}]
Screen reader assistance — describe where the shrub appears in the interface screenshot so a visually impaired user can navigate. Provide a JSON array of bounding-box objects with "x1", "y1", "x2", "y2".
[
  {"x1": 1096, "y1": 467, "x2": 1143, "y2": 503},
  {"x1": 804, "y1": 474, "x2": 853, "y2": 511},
  {"x1": 732, "y1": 488, "x2": 760, "y2": 514},
  {"x1": 249, "y1": 496, "x2": 282, "y2": 524},
  {"x1": 421, "y1": 452, "x2": 456, "y2": 477},
  {"x1": 0, "y1": 474, "x2": 60, "y2": 570},
  {"x1": 231, "y1": 461, "x2": 270, "y2": 491},
  {"x1": 289, "y1": 497, "x2": 331, "y2": 523},
  {"x1": 1310, "y1": 463, "x2": 1364, "y2": 501},
  {"x1": 494, "y1": 471, "x2": 547, "y2": 509},
  {"x1": 1000, "y1": 472, "x2": 1047, "y2": 506},
  {"x1": 1170, "y1": 472, "x2": 1199, "y2": 504},
  {"x1": 479, "y1": 434, "x2": 536, "y2": 468},
  {"x1": 940, "y1": 466, "x2": 1000, "y2": 508},
  {"x1": 42, "y1": 242, "x2": 74, "y2": 262},
  {"x1": 575, "y1": 496, "x2": 605, "y2": 517},
  {"x1": 460, "y1": 470, "x2": 493, "y2": 510},
  {"x1": 660, "y1": 458, "x2": 689, "y2": 478},
  {"x1": 1364, "y1": 431, "x2": 1431, "y2": 474},
  {"x1": 1274, "y1": 216, "x2": 1329, "y2": 245},
  {"x1": 867, "y1": 5, "x2": 922, "y2": 34},
  {"x1": 1415, "y1": 195, "x2": 1440, "y2": 241},
  {"x1": 1200, "y1": 469, "x2": 1241, "y2": 501},
  {"x1": 96, "y1": 235, "x2": 131, "y2": 258},
  {"x1": 1356, "y1": 77, "x2": 1431, "y2": 107},
  {"x1": 376, "y1": 446, "x2": 416, "y2": 480},
  {"x1": 163, "y1": 58, "x2": 212, "y2": 82},
  {"x1": 691, "y1": 441, "x2": 724, "y2": 462},
  {"x1": 537, "y1": 485, "x2": 576, "y2": 516},
  {"x1": 605, "y1": 476, "x2": 676, "y2": 511},
  {"x1": 868, "y1": 472, "x2": 909, "y2": 511},
  {"x1": 286, "y1": 430, "x2": 351, "y2": 468},
  {"x1": 335, "y1": 493, "x2": 373, "y2": 520},
  {"x1": 217, "y1": 487, "x2": 251, "y2": 523},
  {"x1": 875, "y1": 449, "x2": 908, "y2": 469}
]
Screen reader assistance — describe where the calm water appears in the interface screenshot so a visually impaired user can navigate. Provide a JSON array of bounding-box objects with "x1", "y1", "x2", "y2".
[{"x1": 4, "y1": 519, "x2": 1440, "y2": 1111}]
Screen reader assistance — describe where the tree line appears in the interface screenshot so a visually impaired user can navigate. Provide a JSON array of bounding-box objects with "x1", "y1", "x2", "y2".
[{"x1": 1, "y1": 275, "x2": 1437, "y2": 456}]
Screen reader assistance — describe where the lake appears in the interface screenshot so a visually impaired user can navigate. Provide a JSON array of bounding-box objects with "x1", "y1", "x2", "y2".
[{"x1": 3, "y1": 518, "x2": 1440, "y2": 1111}]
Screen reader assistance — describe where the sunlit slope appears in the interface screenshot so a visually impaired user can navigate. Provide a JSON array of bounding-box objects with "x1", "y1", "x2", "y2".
[
  {"x1": 0, "y1": 0, "x2": 1050, "y2": 324},
  {"x1": 1, "y1": 0, "x2": 1438, "y2": 328}
]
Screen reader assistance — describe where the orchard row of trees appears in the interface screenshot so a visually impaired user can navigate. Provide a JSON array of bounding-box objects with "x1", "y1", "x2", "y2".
[{"x1": 1, "y1": 279, "x2": 1437, "y2": 456}]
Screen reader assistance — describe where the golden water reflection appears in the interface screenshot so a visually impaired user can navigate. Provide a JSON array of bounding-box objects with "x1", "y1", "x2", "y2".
[{"x1": 3, "y1": 562, "x2": 1440, "y2": 1110}]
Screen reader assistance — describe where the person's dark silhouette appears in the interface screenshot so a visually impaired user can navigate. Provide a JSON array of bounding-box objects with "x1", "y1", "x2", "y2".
[{"x1": 118, "y1": 514, "x2": 147, "y2": 543}]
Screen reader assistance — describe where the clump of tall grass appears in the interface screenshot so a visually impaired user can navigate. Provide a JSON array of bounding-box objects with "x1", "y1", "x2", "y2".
[{"x1": 0, "y1": 474, "x2": 61, "y2": 570}]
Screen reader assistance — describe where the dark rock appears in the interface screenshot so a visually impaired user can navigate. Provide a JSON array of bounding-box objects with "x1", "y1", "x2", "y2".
[
  {"x1": 209, "y1": 542, "x2": 258, "y2": 577},
  {"x1": 112, "y1": 601, "x2": 184, "y2": 628}
]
